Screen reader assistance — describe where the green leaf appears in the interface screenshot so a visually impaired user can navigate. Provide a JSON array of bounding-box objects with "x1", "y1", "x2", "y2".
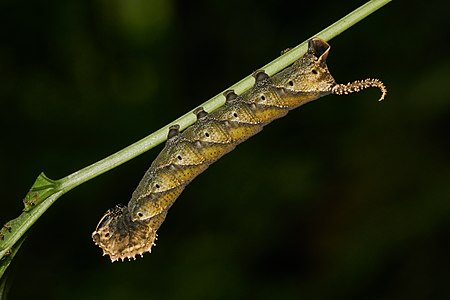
[{"x1": 23, "y1": 173, "x2": 59, "y2": 211}]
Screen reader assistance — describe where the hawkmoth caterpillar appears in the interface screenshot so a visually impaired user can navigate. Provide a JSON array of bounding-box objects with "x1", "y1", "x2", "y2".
[{"x1": 92, "y1": 38, "x2": 387, "y2": 262}]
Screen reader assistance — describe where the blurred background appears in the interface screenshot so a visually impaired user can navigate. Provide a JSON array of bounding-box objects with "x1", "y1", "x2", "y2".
[{"x1": 1, "y1": 0, "x2": 449, "y2": 299}]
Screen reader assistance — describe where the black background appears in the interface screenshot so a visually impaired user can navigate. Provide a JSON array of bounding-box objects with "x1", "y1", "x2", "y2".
[{"x1": 1, "y1": 0, "x2": 449, "y2": 299}]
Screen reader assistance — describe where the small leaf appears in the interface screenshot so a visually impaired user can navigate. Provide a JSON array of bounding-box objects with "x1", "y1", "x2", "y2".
[{"x1": 22, "y1": 173, "x2": 58, "y2": 212}]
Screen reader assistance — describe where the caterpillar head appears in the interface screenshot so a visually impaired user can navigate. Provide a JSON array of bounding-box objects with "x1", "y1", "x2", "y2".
[{"x1": 92, "y1": 205, "x2": 161, "y2": 262}]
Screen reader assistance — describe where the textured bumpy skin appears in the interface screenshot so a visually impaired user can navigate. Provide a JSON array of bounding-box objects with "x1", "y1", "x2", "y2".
[{"x1": 92, "y1": 38, "x2": 387, "y2": 262}]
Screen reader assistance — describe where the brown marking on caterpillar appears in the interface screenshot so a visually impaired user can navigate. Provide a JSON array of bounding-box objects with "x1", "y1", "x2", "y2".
[
  {"x1": 93, "y1": 37, "x2": 387, "y2": 261},
  {"x1": 151, "y1": 138, "x2": 207, "y2": 169},
  {"x1": 183, "y1": 118, "x2": 233, "y2": 144},
  {"x1": 131, "y1": 186, "x2": 185, "y2": 220},
  {"x1": 213, "y1": 101, "x2": 260, "y2": 125}
]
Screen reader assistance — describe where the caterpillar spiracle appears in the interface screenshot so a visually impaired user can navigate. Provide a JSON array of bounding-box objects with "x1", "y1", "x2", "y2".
[{"x1": 92, "y1": 38, "x2": 387, "y2": 262}]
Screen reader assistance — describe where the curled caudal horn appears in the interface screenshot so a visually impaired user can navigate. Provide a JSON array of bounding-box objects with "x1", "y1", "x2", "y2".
[{"x1": 332, "y1": 78, "x2": 387, "y2": 101}]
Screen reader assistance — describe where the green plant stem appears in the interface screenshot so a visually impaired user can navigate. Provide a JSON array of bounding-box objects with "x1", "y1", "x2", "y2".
[{"x1": 0, "y1": 0, "x2": 391, "y2": 277}]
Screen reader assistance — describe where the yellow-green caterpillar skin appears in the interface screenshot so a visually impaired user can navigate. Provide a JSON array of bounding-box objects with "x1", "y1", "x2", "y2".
[{"x1": 92, "y1": 38, "x2": 387, "y2": 262}]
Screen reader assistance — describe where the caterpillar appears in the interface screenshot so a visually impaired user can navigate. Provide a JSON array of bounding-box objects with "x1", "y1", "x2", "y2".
[{"x1": 92, "y1": 38, "x2": 387, "y2": 262}]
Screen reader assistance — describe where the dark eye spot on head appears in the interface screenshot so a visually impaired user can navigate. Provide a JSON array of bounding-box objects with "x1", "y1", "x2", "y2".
[
  {"x1": 104, "y1": 233, "x2": 110, "y2": 237},
  {"x1": 312, "y1": 69, "x2": 318, "y2": 75},
  {"x1": 205, "y1": 132, "x2": 210, "y2": 137},
  {"x1": 177, "y1": 155, "x2": 182, "y2": 160},
  {"x1": 233, "y1": 112, "x2": 238, "y2": 117},
  {"x1": 137, "y1": 212, "x2": 144, "y2": 218},
  {"x1": 261, "y1": 95, "x2": 266, "y2": 101},
  {"x1": 288, "y1": 80, "x2": 294, "y2": 86},
  {"x1": 155, "y1": 184, "x2": 160, "y2": 189}
]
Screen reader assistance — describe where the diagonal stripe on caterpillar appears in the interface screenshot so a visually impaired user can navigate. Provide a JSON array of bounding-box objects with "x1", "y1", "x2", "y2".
[{"x1": 92, "y1": 38, "x2": 387, "y2": 262}]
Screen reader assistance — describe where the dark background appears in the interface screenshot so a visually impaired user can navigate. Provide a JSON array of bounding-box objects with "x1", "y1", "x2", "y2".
[{"x1": 1, "y1": 0, "x2": 449, "y2": 299}]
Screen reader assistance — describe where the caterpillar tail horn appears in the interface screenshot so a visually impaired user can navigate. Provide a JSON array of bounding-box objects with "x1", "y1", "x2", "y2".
[{"x1": 331, "y1": 78, "x2": 387, "y2": 101}]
